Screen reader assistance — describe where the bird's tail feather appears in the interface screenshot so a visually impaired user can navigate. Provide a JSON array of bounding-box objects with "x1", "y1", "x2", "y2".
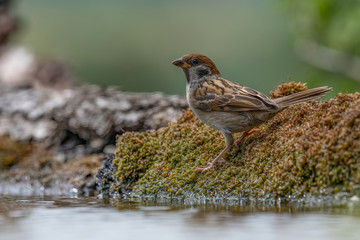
[{"x1": 273, "y1": 86, "x2": 331, "y2": 108}]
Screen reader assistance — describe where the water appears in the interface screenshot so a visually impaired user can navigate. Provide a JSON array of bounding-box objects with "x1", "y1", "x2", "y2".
[{"x1": 0, "y1": 196, "x2": 359, "y2": 240}]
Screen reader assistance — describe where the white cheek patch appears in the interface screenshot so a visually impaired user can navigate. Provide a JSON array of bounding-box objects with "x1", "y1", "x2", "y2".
[{"x1": 189, "y1": 65, "x2": 211, "y2": 80}]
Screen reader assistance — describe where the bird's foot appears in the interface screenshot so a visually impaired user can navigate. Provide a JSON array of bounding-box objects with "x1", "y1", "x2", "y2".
[
  {"x1": 233, "y1": 129, "x2": 257, "y2": 146},
  {"x1": 196, "y1": 160, "x2": 227, "y2": 173}
]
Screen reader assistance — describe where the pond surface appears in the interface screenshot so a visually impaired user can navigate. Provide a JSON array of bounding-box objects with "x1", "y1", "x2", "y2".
[{"x1": 0, "y1": 195, "x2": 360, "y2": 240}]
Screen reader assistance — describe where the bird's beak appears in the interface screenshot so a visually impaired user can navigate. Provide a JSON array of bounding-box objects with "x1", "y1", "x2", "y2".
[{"x1": 172, "y1": 58, "x2": 191, "y2": 69}]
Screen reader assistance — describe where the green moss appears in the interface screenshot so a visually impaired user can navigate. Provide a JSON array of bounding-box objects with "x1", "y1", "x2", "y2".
[
  {"x1": 113, "y1": 83, "x2": 360, "y2": 199},
  {"x1": 270, "y1": 81, "x2": 309, "y2": 98}
]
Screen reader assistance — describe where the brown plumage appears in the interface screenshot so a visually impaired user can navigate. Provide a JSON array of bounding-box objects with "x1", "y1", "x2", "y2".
[{"x1": 172, "y1": 53, "x2": 331, "y2": 172}]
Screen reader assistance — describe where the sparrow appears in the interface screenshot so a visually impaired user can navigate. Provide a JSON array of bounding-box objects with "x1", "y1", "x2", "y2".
[{"x1": 172, "y1": 53, "x2": 331, "y2": 172}]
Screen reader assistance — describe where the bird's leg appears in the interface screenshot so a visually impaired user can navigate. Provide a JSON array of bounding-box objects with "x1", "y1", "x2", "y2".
[
  {"x1": 196, "y1": 130, "x2": 233, "y2": 173},
  {"x1": 233, "y1": 129, "x2": 257, "y2": 146}
]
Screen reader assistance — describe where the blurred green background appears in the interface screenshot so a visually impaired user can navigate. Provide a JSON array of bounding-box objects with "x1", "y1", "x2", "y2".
[{"x1": 13, "y1": 0, "x2": 360, "y2": 97}]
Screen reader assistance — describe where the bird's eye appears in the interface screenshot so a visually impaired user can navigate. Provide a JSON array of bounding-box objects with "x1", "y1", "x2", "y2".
[{"x1": 192, "y1": 58, "x2": 199, "y2": 65}]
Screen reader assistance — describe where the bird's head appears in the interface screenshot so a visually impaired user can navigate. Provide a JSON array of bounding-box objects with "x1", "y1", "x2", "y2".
[{"x1": 172, "y1": 54, "x2": 220, "y2": 83}]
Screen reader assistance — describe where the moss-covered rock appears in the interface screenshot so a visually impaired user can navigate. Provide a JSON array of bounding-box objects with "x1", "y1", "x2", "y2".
[
  {"x1": 111, "y1": 83, "x2": 360, "y2": 199},
  {"x1": 0, "y1": 136, "x2": 102, "y2": 196},
  {"x1": 0, "y1": 136, "x2": 32, "y2": 170}
]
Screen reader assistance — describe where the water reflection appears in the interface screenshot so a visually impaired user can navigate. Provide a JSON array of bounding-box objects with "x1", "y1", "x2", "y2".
[{"x1": 0, "y1": 196, "x2": 359, "y2": 240}]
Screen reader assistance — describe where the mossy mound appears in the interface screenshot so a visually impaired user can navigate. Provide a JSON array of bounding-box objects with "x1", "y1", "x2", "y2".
[
  {"x1": 270, "y1": 81, "x2": 309, "y2": 98},
  {"x1": 112, "y1": 84, "x2": 360, "y2": 199}
]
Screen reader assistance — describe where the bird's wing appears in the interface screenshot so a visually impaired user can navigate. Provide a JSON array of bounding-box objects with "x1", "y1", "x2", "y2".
[{"x1": 193, "y1": 77, "x2": 279, "y2": 112}]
